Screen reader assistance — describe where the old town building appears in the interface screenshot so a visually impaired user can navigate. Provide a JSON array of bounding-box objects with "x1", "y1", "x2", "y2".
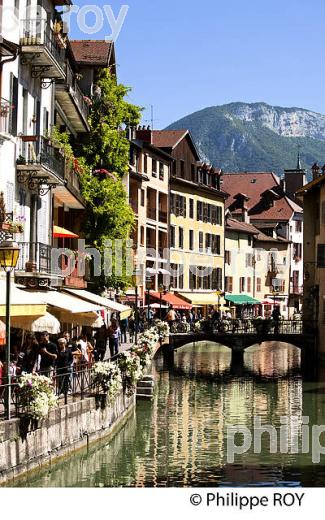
[{"x1": 223, "y1": 170, "x2": 304, "y2": 317}]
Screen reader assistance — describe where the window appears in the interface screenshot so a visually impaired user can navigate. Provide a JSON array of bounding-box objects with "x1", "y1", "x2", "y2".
[
  {"x1": 256, "y1": 278, "x2": 261, "y2": 292},
  {"x1": 152, "y1": 159, "x2": 157, "y2": 176},
  {"x1": 172, "y1": 161, "x2": 177, "y2": 177},
  {"x1": 159, "y1": 162, "x2": 164, "y2": 180},
  {"x1": 197, "y1": 201, "x2": 203, "y2": 221},
  {"x1": 240, "y1": 277, "x2": 245, "y2": 293},
  {"x1": 247, "y1": 277, "x2": 252, "y2": 293},
  {"x1": 212, "y1": 235, "x2": 220, "y2": 255},
  {"x1": 9, "y1": 73, "x2": 18, "y2": 136},
  {"x1": 170, "y1": 226, "x2": 175, "y2": 248},
  {"x1": 295, "y1": 220, "x2": 302, "y2": 232},
  {"x1": 246, "y1": 253, "x2": 253, "y2": 267},
  {"x1": 179, "y1": 227, "x2": 184, "y2": 249},
  {"x1": 180, "y1": 160, "x2": 185, "y2": 178},
  {"x1": 144, "y1": 155, "x2": 148, "y2": 174},
  {"x1": 191, "y1": 164, "x2": 196, "y2": 183},
  {"x1": 199, "y1": 232, "x2": 204, "y2": 252},
  {"x1": 205, "y1": 233, "x2": 211, "y2": 253},
  {"x1": 316, "y1": 244, "x2": 324, "y2": 267},
  {"x1": 293, "y1": 243, "x2": 302, "y2": 259},
  {"x1": 189, "y1": 230, "x2": 194, "y2": 251},
  {"x1": 212, "y1": 268, "x2": 223, "y2": 290},
  {"x1": 248, "y1": 235, "x2": 252, "y2": 246},
  {"x1": 141, "y1": 189, "x2": 145, "y2": 207},
  {"x1": 170, "y1": 193, "x2": 175, "y2": 214},
  {"x1": 140, "y1": 226, "x2": 145, "y2": 246},
  {"x1": 225, "y1": 276, "x2": 233, "y2": 293},
  {"x1": 225, "y1": 251, "x2": 231, "y2": 265},
  {"x1": 189, "y1": 199, "x2": 194, "y2": 219},
  {"x1": 189, "y1": 267, "x2": 197, "y2": 290}
]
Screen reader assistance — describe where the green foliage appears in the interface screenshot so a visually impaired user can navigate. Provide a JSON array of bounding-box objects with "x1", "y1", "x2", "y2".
[
  {"x1": 84, "y1": 69, "x2": 142, "y2": 176},
  {"x1": 76, "y1": 70, "x2": 142, "y2": 291}
]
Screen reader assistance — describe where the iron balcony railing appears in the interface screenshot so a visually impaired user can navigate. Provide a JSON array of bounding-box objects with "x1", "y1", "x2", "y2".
[
  {"x1": 62, "y1": 61, "x2": 90, "y2": 121},
  {"x1": 20, "y1": 19, "x2": 65, "y2": 66},
  {"x1": 0, "y1": 98, "x2": 12, "y2": 135},
  {"x1": 16, "y1": 242, "x2": 52, "y2": 273},
  {"x1": 19, "y1": 136, "x2": 65, "y2": 180}
]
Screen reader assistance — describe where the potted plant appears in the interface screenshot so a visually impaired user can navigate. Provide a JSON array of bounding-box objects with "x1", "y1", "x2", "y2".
[{"x1": 16, "y1": 155, "x2": 26, "y2": 165}]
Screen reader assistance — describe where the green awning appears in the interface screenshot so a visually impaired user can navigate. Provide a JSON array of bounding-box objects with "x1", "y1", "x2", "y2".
[{"x1": 225, "y1": 294, "x2": 260, "y2": 305}]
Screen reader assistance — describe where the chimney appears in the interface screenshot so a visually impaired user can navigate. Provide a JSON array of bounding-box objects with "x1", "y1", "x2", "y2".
[
  {"x1": 136, "y1": 125, "x2": 153, "y2": 144},
  {"x1": 312, "y1": 163, "x2": 320, "y2": 180}
]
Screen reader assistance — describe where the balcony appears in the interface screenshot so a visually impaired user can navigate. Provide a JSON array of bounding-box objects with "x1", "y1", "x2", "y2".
[
  {"x1": 56, "y1": 61, "x2": 90, "y2": 133},
  {"x1": 54, "y1": 160, "x2": 85, "y2": 210},
  {"x1": 0, "y1": 98, "x2": 13, "y2": 143},
  {"x1": 60, "y1": 255, "x2": 87, "y2": 289},
  {"x1": 16, "y1": 136, "x2": 65, "y2": 187},
  {"x1": 20, "y1": 19, "x2": 65, "y2": 80},
  {"x1": 16, "y1": 242, "x2": 52, "y2": 275}
]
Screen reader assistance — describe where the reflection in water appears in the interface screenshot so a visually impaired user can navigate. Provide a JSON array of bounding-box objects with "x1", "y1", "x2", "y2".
[{"x1": 9, "y1": 342, "x2": 325, "y2": 487}]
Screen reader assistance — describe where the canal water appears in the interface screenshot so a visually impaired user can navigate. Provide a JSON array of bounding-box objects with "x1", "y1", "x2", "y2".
[{"x1": 10, "y1": 342, "x2": 325, "y2": 487}]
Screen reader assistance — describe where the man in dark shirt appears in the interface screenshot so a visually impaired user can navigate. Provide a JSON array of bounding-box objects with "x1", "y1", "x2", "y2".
[{"x1": 39, "y1": 331, "x2": 58, "y2": 377}]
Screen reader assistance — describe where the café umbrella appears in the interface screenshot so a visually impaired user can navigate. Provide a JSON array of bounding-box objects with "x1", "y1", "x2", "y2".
[{"x1": 30, "y1": 312, "x2": 61, "y2": 334}]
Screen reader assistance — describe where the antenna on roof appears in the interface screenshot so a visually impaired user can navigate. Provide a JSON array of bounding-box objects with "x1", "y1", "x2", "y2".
[{"x1": 143, "y1": 104, "x2": 158, "y2": 130}]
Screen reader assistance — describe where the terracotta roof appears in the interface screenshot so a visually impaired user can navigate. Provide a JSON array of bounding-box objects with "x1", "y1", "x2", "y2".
[
  {"x1": 223, "y1": 172, "x2": 302, "y2": 221},
  {"x1": 151, "y1": 130, "x2": 189, "y2": 149},
  {"x1": 226, "y1": 218, "x2": 259, "y2": 235},
  {"x1": 70, "y1": 40, "x2": 113, "y2": 66},
  {"x1": 255, "y1": 231, "x2": 290, "y2": 244}
]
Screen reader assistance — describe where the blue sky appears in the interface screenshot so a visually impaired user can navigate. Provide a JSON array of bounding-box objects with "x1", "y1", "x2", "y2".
[{"x1": 68, "y1": 0, "x2": 325, "y2": 128}]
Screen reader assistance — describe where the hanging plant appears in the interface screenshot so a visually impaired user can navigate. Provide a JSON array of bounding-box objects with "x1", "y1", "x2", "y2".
[
  {"x1": 92, "y1": 362, "x2": 122, "y2": 402},
  {"x1": 18, "y1": 374, "x2": 57, "y2": 421}
]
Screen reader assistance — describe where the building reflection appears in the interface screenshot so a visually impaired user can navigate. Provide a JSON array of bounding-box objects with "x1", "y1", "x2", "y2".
[{"x1": 15, "y1": 342, "x2": 325, "y2": 488}]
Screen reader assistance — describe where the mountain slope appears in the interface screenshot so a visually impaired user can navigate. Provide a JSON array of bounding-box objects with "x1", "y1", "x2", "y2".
[{"x1": 166, "y1": 102, "x2": 325, "y2": 175}]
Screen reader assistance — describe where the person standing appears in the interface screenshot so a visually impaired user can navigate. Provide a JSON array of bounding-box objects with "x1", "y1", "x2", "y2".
[
  {"x1": 39, "y1": 332, "x2": 58, "y2": 378},
  {"x1": 94, "y1": 325, "x2": 108, "y2": 361},
  {"x1": 56, "y1": 338, "x2": 73, "y2": 396},
  {"x1": 17, "y1": 334, "x2": 39, "y2": 374},
  {"x1": 108, "y1": 319, "x2": 120, "y2": 358},
  {"x1": 166, "y1": 307, "x2": 176, "y2": 328}
]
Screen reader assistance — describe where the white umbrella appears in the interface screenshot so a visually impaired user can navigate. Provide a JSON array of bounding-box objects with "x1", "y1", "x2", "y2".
[
  {"x1": 91, "y1": 315, "x2": 105, "y2": 328},
  {"x1": 31, "y1": 312, "x2": 61, "y2": 334}
]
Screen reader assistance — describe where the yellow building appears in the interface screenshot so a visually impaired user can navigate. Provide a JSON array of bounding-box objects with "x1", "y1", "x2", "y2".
[{"x1": 152, "y1": 130, "x2": 227, "y2": 308}]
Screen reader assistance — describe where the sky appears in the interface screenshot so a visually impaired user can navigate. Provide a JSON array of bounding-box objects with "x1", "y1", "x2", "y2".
[{"x1": 68, "y1": 0, "x2": 325, "y2": 128}]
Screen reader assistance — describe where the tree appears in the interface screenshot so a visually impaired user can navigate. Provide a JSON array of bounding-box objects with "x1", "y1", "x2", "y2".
[{"x1": 77, "y1": 70, "x2": 142, "y2": 292}]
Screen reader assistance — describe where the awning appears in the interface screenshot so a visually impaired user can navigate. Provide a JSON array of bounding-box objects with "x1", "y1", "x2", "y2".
[
  {"x1": 27, "y1": 290, "x2": 102, "y2": 314},
  {"x1": 225, "y1": 294, "x2": 260, "y2": 305},
  {"x1": 64, "y1": 289, "x2": 132, "y2": 320},
  {"x1": 53, "y1": 225, "x2": 79, "y2": 239},
  {"x1": 0, "y1": 280, "x2": 47, "y2": 318},
  {"x1": 178, "y1": 292, "x2": 226, "y2": 307},
  {"x1": 150, "y1": 291, "x2": 192, "y2": 310}
]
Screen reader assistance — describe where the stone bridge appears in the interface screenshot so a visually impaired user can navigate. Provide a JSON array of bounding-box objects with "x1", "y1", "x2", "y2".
[{"x1": 157, "y1": 320, "x2": 318, "y2": 376}]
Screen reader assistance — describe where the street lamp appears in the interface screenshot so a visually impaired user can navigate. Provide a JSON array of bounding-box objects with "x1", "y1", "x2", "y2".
[{"x1": 0, "y1": 241, "x2": 20, "y2": 420}]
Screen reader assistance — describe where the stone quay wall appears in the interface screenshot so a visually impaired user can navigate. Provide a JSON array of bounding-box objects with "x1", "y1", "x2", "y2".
[{"x1": 0, "y1": 391, "x2": 135, "y2": 484}]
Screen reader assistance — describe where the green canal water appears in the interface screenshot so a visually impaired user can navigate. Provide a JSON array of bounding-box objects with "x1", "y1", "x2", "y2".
[{"x1": 10, "y1": 342, "x2": 325, "y2": 487}]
